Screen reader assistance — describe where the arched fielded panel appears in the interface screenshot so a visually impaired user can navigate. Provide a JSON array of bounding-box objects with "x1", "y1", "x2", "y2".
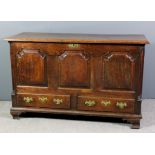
[
  {"x1": 58, "y1": 51, "x2": 90, "y2": 88},
  {"x1": 16, "y1": 49, "x2": 47, "y2": 86},
  {"x1": 102, "y1": 52, "x2": 137, "y2": 90}
]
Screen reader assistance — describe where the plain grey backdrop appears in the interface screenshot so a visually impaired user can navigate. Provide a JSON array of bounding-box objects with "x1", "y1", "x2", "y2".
[{"x1": 0, "y1": 21, "x2": 154, "y2": 100}]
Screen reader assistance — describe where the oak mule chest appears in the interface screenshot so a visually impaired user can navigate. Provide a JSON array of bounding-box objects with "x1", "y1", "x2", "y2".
[{"x1": 5, "y1": 33, "x2": 149, "y2": 129}]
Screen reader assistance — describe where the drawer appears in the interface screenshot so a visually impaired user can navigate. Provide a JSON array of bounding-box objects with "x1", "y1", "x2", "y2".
[
  {"x1": 17, "y1": 94, "x2": 71, "y2": 109},
  {"x1": 77, "y1": 96, "x2": 134, "y2": 113}
]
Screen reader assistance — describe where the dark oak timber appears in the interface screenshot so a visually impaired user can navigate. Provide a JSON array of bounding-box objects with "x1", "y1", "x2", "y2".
[{"x1": 5, "y1": 32, "x2": 149, "y2": 129}]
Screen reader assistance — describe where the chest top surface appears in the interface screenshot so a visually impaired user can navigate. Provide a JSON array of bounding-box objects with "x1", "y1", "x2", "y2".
[{"x1": 5, "y1": 32, "x2": 149, "y2": 44}]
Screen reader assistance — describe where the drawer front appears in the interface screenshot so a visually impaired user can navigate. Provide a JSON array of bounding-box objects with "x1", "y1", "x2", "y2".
[
  {"x1": 77, "y1": 96, "x2": 134, "y2": 113},
  {"x1": 17, "y1": 94, "x2": 70, "y2": 109}
]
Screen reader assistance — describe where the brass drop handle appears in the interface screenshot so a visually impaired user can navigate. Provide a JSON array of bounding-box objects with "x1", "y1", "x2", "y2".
[
  {"x1": 116, "y1": 102, "x2": 127, "y2": 109},
  {"x1": 53, "y1": 98, "x2": 63, "y2": 105},
  {"x1": 84, "y1": 100, "x2": 96, "y2": 107},
  {"x1": 101, "y1": 100, "x2": 111, "y2": 106},
  {"x1": 23, "y1": 97, "x2": 33, "y2": 103},
  {"x1": 68, "y1": 44, "x2": 79, "y2": 48},
  {"x1": 39, "y1": 97, "x2": 48, "y2": 103}
]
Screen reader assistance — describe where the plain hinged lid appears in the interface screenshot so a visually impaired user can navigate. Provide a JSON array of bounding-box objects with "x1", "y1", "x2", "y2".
[{"x1": 5, "y1": 32, "x2": 149, "y2": 44}]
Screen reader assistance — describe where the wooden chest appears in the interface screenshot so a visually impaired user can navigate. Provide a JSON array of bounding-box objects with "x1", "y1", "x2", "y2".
[{"x1": 5, "y1": 32, "x2": 149, "y2": 129}]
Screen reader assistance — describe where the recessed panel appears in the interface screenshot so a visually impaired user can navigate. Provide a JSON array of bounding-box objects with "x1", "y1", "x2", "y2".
[
  {"x1": 102, "y1": 52, "x2": 136, "y2": 90},
  {"x1": 58, "y1": 51, "x2": 90, "y2": 88},
  {"x1": 17, "y1": 49, "x2": 47, "y2": 86}
]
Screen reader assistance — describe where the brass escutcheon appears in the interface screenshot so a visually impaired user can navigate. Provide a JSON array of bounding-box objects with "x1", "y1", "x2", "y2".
[
  {"x1": 53, "y1": 98, "x2": 63, "y2": 105},
  {"x1": 39, "y1": 97, "x2": 48, "y2": 103},
  {"x1": 101, "y1": 100, "x2": 111, "y2": 106},
  {"x1": 84, "y1": 100, "x2": 96, "y2": 107},
  {"x1": 68, "y1": 44, "x2": 79, "y2": 48}
]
